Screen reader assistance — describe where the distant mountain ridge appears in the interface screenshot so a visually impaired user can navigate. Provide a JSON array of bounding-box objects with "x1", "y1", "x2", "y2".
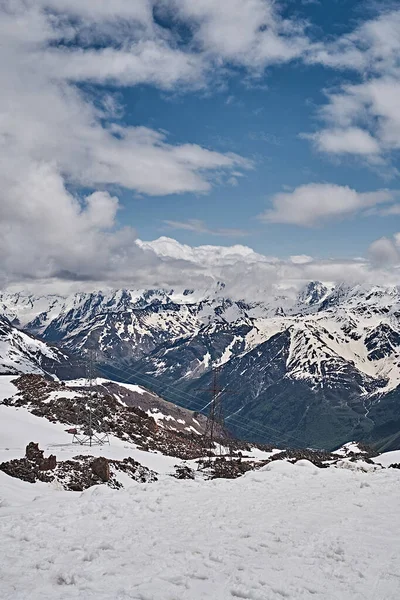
[
  {"x1": 2, "y1": 282, "x2": 400, "y2": 450},
  {"x1": 0, "y1": 315, "x2": 83, "y2": 379}
]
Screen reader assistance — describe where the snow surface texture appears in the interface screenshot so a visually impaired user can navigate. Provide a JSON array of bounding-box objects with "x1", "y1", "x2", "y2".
[
  {"x1": 1, "y1": 378, "x2": 400, "y2": 599},
  {"x1": 1, "y1": 462, "x2": 400, "y2": 599}
]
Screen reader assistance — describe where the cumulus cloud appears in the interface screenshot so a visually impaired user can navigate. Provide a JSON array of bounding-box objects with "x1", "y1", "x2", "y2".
[
  {"x1": 308, "y1": 9, "x2": 400, "y2": 73},
  {"x1": 290, "y1": 255, "x2": 313, "y2": 265},
  {"x1": 307, "y1": 127, "x2": 381, "y2": 156},
  {"x1": 311, "y1": 78, "x2": 400, "y2": 161},
  {"x1": 258, "y1": 183, "x2": 395, "y2": 227},
  {"x1": 162, "y1": 0, "x2": 310, "y2": 71},
  {"x1": 0, "y1": 162, "x2": 137, "y2": 283},
  {"x1": 306, "y1": 10, "x2": 400, "y2": 162},
  {"x1": 368, "y1": 237, "x2": 400, "y2": 267},
  {"x1": 3, "y1": 0, "x2": 400, "y2": 296}
]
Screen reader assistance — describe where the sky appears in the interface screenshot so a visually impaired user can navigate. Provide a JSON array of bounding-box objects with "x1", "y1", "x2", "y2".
[{"x1": 2, "y1": 0, "x2": 400, "y2": 298}]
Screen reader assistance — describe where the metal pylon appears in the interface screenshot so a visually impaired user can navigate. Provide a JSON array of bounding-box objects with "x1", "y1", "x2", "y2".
[{"x1": 71, "y1": 349, "x2": 110, "y2": 446}]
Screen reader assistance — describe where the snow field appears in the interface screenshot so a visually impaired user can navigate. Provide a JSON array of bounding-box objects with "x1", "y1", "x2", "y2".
[
  {"x1": 0, "y1": 404, "x2": 182, "y2": 475},
  {"x1": 1, "y1": 462, "x2": 400, "y2": 599}
]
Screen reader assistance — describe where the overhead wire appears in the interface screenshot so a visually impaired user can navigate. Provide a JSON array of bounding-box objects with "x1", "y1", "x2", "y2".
[
  {"x1": 96, "y1": 360, "x2": 305, "y2": 447},
  {"x1": 55, "y1": 346, "x2": 306, "y2": 446}
]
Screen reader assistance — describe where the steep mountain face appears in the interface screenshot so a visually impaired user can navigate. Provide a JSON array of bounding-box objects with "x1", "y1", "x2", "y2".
[
  {"x1": 0, "y1": 316, "x2": 83, "y2": 378},
  {"x1": 2, "y1": 283, "x2": 400, "y2": 449},
  {"x1": 175, "y1": 328, "x2": 384, "y2": 450}
]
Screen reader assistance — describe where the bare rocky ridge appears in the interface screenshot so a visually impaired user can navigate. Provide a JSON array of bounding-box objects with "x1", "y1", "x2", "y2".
[
  {"x1": 1, "y1": 374, "x2": 212, "y2": 459},
  {"x1": 90, "y1": 379, "x2": 209, "y2": 436}
]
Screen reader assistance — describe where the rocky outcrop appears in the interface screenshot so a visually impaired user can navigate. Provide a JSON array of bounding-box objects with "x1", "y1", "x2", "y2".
[
  {"x1": 0, "y1": 443, "x2": 157, "y2": 491},
  {"x1": 0, "y1": 442, "x2": 57, "y2": 484},
  {"x1": 206, "y1": 457, "x2": 256, "y2": 479},
  {"x1": 25, "y1": 442, "x2": 57, "y2": 471},
  {"x1": 173, "y1": 465, "x2": 195, "y2": 480}
]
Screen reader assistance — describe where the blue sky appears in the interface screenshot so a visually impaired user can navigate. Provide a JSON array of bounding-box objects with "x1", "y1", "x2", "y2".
[
  {"x1": 2, "y1": 0, "x2": 400, "y2": 293},
  {"x1": 118, "y1": 72, "x2": 395, "y2": 258},
  {"x1": 111, "y1": 0, "x2": 400, "y2": 259}
]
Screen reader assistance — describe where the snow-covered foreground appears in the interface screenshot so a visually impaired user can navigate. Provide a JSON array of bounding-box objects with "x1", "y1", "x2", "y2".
[
  {"x1": 1, "y1": 375, "x2": 400, "y2": 598},
  {"x1": 1, "y1": 462, "x2": 400, "y2": 600}
]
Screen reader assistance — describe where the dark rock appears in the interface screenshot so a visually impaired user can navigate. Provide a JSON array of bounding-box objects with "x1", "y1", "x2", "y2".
[
  {"x1": 25, "y1": 442, "x2": 44, "y2": 462},
  {"x1": 39, "y1": 454, "x2": 57, "y2": 471},
  {"x1": 1, "y1": 450, "x2": 157, "y2": 490},
  {"x1": 91, "y1": 457, "x2": 110, "y2": 482},
  {"x1": 268, "y1": 448, "x2": 334, "y2": 468},
  {"x1": 174, "y1": 465, "x2": 195, "y2": 479},
  {"x1": 0, "y1": 458, "x2": 37, "y2": 483},
  {"x1": 196, "y1": 456, "x2": 256, "y2": 479}
]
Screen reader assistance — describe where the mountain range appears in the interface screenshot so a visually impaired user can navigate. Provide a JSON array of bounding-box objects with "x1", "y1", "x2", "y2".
[{"x1": 1, "y1": 281, "x2": 400, "y2": 451}]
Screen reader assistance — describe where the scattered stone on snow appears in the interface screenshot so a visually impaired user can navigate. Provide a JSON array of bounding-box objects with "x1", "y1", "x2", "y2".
[
  {"x1": 0, "y1": 442, "x2": 157, "y2": 491},
  {"x1": 173, "y1": 464, "x2": 195, "y2": 479}
]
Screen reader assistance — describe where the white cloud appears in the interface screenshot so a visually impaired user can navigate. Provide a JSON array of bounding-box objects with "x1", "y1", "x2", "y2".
[
  {"x1": 41, "y1": 42, "x2": 206, "y2": 90},
  {"x1": 7, "y1": 235, "x2": 400, "y2": 302},
  {"x1": 307, "y1": 127, "x2": 381, "y2": 156},
  {"x1": 311, "y1": 78, "x2": 400, "y2": 160},
  {"x1": 290, "y1": 255, "x2": 313, "y2": 265},
  {"x1": 259, "y1": 183, "x2": 395, "y2": 227},
  {"x1": 307, "y1": 9, "x2": 400, "y2": 72},
  {"x1": 369, "y1": 237, "x2": 399, "y2": 267},
  {"x1": 162, "y1": 0, "x2": 309, "y2": 71},
  {"x1": 0, "y1": 162, "x2": 137, "y2": 283},
  {"x1": 306, "y1": 10, "x2": 400, "y2": 162}
]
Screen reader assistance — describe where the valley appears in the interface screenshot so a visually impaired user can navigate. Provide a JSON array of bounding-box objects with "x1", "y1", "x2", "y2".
[{"x1": 2, "y1": 282, "x2": 400, "y2": 451}]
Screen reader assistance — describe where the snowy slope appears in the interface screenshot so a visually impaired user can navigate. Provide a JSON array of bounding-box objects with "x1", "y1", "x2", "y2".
[
  {"x1": 0, "y1": 316, "x2": 77, "y2": 377},
  {"x1": 1, "y1": 368, "x2": 400, "y2": 599},
  {"x1": 0, "y1": 403, "x2": 181, "y2": 474},
  {"x1": 1, "y1": 457, "x2": 400, "y2": 599}
]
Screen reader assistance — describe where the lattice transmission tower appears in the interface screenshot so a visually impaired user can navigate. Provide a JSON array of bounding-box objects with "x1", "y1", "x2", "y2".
[
  {"x1": 70, "y1": 349, "x2": 110, "y2": 447},
  {"x1": 199, "y1": 366, "x2": 231, "y2": 461}
]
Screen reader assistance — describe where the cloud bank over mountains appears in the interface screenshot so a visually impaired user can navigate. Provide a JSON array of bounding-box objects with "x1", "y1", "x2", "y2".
[
  {"x1": 2, "y1": 1, "x2": 400, "y2": 295},
  {"x1": 4, "y1": 235, "x2": 400, "y2": 302}
]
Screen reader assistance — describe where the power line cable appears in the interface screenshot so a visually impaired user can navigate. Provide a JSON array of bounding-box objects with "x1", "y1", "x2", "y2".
[
  {"x1": 55, "y1": 346, "x2": 306, "y2": 446},
  {"x1": 96, "y1": 360, "x2": 305, "y2": 447}
]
